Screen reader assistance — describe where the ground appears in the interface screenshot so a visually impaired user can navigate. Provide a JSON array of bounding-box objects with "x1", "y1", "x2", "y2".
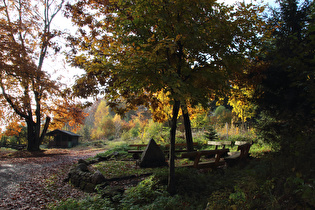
[{"x1": 0, "y1": 148, "x2": 104, "y2": 209}]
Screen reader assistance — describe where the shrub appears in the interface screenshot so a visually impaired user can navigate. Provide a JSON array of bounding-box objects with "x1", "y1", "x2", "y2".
[
  {"x1": 50, "y1": 196, "x2": 113, "y2": 210},
  {"x1": 203, "y1": 126, "x2": 218, "y2": 141},
  {"x1": 101, "y1": 143, "x2": 129, "y2": 155}
]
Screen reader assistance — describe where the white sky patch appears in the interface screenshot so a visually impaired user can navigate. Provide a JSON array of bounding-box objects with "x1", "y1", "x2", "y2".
[
  {"x1": 218, "y1": 0, "x2": 277, "y2": 6},
  {"x1": 43, "y1": 2, "x2": 85, "y2": 87}
]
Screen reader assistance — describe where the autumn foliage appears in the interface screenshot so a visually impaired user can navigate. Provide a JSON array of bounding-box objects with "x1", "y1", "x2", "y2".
[{"x1": 0, "y1": 0, "x2": 86, "y2": 151}]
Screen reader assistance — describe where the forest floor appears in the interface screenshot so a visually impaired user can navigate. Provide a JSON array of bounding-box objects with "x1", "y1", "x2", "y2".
[{"x1": 0, "y1": 148, "x2": 105, "y2": 209}]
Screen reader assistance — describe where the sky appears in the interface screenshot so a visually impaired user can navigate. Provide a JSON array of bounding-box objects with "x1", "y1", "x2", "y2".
[{"x1": 220, "y1": 0, "x2": 277, "y2": 6}]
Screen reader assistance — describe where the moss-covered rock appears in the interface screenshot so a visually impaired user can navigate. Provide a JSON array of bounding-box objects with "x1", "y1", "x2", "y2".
[{"x1": 65, "y1": 161, "x2": 107, "y2": 192}]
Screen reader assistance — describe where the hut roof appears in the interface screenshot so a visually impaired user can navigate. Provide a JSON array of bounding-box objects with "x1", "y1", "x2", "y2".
[{"x1": 46, "y1": 129, "x2": 81, "y2": 137}]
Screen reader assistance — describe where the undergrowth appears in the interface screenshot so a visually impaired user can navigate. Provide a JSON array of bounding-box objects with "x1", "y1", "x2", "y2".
[{"x1": 51, "y1": 142, "x2": 314, "y2": 210}]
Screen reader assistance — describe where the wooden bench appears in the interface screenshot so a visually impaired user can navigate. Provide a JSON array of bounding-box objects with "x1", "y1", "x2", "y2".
[
  {"x1": 128, "y1": 143, "x2": 198, "y2": 159},
  {"x1": 235, "y1": 141, "x2": 248, "y2": 146},
  {"x1": 224, "y1": 142, "x2": 253, "y2": 166},
  {"x1": 208, "y1": 141, "x2": 232, "y2": 150},
  {"x1": 5, "y1": 144, "x2": 27, "y2": 150},
  {"x1": 180, "y1": 149, "x2": 230, "y2": 169},
  {"x1": 128, "y1": 144, "x2": 147, "y2": 159},
  {"x1": 128, "y1": 143, "x2": 163, "y2": 159}
]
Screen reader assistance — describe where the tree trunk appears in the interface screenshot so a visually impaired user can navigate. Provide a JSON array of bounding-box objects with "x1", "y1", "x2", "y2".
[
  {"x1": 39, "y1": 116, "x2": 51, "y2": 144},
  {"x1": 26, "y1": 116, "x2": 50, "y2": 151},
  {"x1": 181, "y1": 104, "x2": 194, "y2": 152},
  {"x1": 168, "y1": 100, "x2": 180, "y2": 196},
  {"x1": 26, "y1": 120, "x2": 39, "y2": 151}
]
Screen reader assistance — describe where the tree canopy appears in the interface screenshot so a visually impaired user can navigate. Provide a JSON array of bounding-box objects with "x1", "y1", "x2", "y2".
[
  {"x1": 0, "y1": 0, "x2": 85, "y2": 151},
  {"x1": 254, "y1": 0, "x2": 314, "y2": 156},
  {"x1": 67, "y1": 0, "x2": 264, "y2": 111},
  {"x1": 66, "y1": 0, "x2": 265, "y2": 194}
]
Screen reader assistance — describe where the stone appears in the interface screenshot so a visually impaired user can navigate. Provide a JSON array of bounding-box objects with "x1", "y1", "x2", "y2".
[
  {"x1": 78, "y1": 159, "x2": 88, "y2": 165},
  {"x1": 66, "y1": 162, "x2": 104, "y2": 193},
  {"x1": 85, "y1": 182, "x2": 97, "y2": 193},
  {"x1": 91, "y1": 170, "x2": 107, "y2": 184},
  {"x1": 139, "y1": 139, "x2": 168, "y2": 168},
  {"x1": 77, "y1": 163, "x2": 89, "y2": 172}
]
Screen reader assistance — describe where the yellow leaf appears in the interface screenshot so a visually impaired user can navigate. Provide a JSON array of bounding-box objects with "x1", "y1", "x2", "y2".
[{"x1": 175, "y1": 34, "x2": 182, "y2": 41}]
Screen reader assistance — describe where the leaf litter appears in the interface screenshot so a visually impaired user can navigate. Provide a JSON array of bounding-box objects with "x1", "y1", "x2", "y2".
[{"x1": 0, "y1": 148, "x2": 104, "y2": 209}]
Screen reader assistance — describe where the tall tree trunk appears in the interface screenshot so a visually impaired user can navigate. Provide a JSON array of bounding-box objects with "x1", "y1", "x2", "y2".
[
  {"x1": 26, "y1": 120, "x2": 38, "y2": 151},
  {"x1": 168, "y1": 100, "x2": 180, "y2": 196},
  {"x1": 26, "y1": 116, "x2": 50, "y2": 151},
  {"x1": 39, "y1": 116, "x2": 51, "y2": 144},
  {"x1": 181, "y1": 104, "x2": 194, "y2": 152}
]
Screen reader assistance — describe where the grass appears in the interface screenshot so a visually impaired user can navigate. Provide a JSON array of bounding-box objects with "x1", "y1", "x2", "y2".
[
  {"x1": 0, "y1": 147, "x2": 17, "y2": 158},
  {"x1": 0, "y1": 147, "x2": 16, "y2": 152},
  {"x1": 93, "y1": 161, "x2": 161, "y2": 179}
]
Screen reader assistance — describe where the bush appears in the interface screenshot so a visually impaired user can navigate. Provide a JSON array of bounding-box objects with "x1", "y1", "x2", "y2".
[
  {"x1": 120, "y1": 176, "x2": 166, "y2": 208},
  {"x1": 120, "y1": 169, "x2": 212, "y2": 210},
  {"x1": 50, "y1": 195, "x2": 113, "y2": 210}
]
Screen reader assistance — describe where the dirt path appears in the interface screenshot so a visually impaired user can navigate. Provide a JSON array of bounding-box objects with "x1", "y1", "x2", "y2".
[{"x1": 0, "y1": 149, "x2": 105, "y2": 209}]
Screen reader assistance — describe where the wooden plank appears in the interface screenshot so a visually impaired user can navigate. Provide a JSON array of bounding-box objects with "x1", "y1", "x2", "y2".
[
  {"x1": 208, "y1": 141, "x2": 232, "y2": 149},
  {"x1": 129, "y1": 144, "x2": 147, "y2": 147},
  {"x1": 199, "y1": 149, "x2": 229, "y2": 156},
  {"x1": 207, "y1": 141, "x2": 222, "y2": 146},
  {"x1": 235, "y1": 141, "x2": 248, "y2": 146},
  {"x1": 221, "y1": 141, "x2": 232, "y2": 149},
  {"x1": 165, "y1": 149, "x2": 196, "y2": 153},
  {"x1": 225, "y1": 142, "x2": 252, "y2": 162},
  {"x1": 225, "y1": 152, "x2": 241, "y2": 160},
  {"x1": 181, "y1": 149, "x2": 229, "y2": 158},
  {"x1": 180, "y1": 149, "x2": 229, "y2": 169},
  {"x1": 196, "y1": 160, "x2": 225, "y2": 169},
  {"x1": 238, "y1": 143, "x2": 252, "y2": 159},
  {"x1": 180, "y1": 159, "x2": 226, "y2": 169},
  {"x1": 207, "y1": 141, "x2": 221, "y2": 150},
  {"x1": 193, "y1": 152, "x2": 202, "y2": 168},
  {"x1": 127, "y1": 150, "x2": 144, "y2": 154},
  {"x1": 181, "y1": 151, "x2": 199, "y2": 158},
  {"x1": 164, "y1": 142, "x2": 198, "y2": 148},
  {"x1": 221, "y1": 141, "x2": 232, "y2": 145},
  {"x1": 129, "y1": 144, "x2": 146, "y2": 150}
]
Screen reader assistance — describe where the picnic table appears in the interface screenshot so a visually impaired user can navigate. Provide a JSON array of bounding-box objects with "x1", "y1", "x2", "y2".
[
  {"x1": 127, "y1": 144, "x2": 157, "y2": 159},
  {"x1": 207, "y1": 141, "x2": 232, "y2": 150},
  {"x1": 128, "y1": 142, "x2": 198, "y2": 159},
  {"x1": 180, "y1": 149, "x2": 230, "y2": 169}
]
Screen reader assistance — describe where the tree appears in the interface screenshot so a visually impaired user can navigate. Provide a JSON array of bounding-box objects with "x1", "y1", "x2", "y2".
[
  {"x1": 4, "y1": 117, "x2": 26, "y2": 144},
  {"x1": 67, "y1": 0, "x2": 264, "y2": 194},
  {"x1": 213, "y1": 105, "x2": 234, "y2": 127},
  {"x1": 49, "y1": 94, "x2": 88, "y2": 132},
  {"x1": 229, "y1": 84, "x2": 256, "y2": 122},
  {"x1": 254, "y1": 0, "x2": 314, "y2": 157},
  {"x1": 0, "y1": 0, "x2": 84, "y2": 151},
  {"x1": 91, "y1": 100, "x2": 115, "y2": 140}
]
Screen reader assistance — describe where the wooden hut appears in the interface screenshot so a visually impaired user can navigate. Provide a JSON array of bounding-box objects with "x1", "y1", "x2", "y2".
[{"x1": 46, "y1": 129, "x2": 81, "y2": 148}]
